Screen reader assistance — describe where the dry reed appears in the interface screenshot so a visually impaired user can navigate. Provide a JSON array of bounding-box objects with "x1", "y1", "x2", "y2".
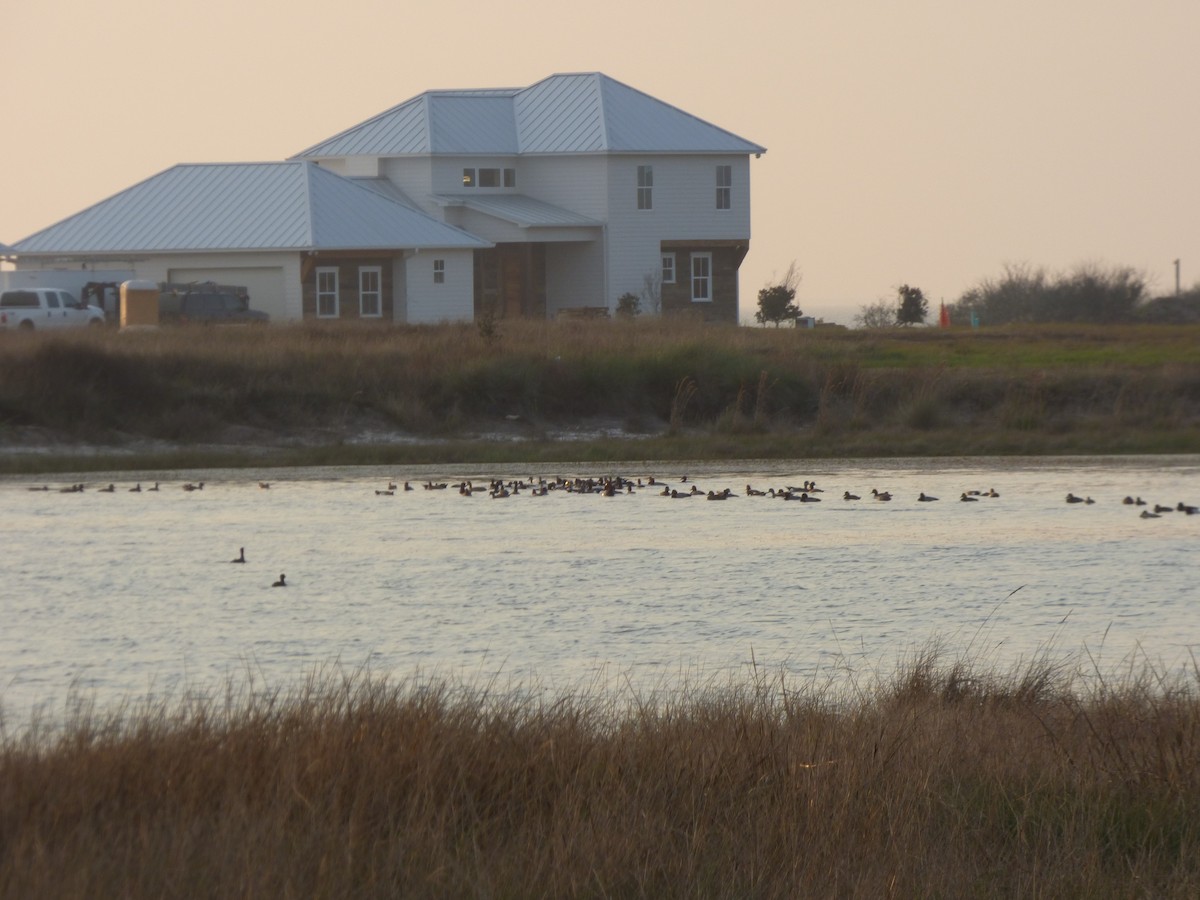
[{"x1": 2, "y1": 650, "x2": 1199, "y2": 897}]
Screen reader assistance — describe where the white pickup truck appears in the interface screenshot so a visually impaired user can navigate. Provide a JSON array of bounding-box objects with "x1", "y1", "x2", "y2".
[{"x1": 0, "y1": 288, "x2": 106, "y2": 330}]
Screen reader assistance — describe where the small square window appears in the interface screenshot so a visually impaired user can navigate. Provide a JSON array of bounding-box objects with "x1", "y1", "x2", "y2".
[
  {"x1": 433, "y1": 259, "x2": 445, "y2": 284},
  {"x1": 462, "y1": 169, "x2": 476, "y2": 187},
  {"x1": 478, "y1": 168, "x2": 500, "y2": 187}
]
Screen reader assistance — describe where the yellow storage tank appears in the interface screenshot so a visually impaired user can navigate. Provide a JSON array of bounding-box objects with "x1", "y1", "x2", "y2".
[{"x1": 120, "y1": 279, "x2": 160, "y2": 329}]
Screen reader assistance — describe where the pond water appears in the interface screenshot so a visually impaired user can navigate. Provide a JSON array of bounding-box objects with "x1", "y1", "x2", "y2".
[{"x1": 2, "y1": 456, "x2": 1198, "y2": 725}]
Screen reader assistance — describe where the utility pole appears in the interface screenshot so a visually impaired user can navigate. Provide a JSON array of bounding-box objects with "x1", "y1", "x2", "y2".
[{"x1": 1175, "y1": 259, "x2": 1181, "y2": 296}]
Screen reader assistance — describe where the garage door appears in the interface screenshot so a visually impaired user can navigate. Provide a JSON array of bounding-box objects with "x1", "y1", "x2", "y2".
[{"x1": 168, "y1": 267, "x2": 286, "y2": 322}]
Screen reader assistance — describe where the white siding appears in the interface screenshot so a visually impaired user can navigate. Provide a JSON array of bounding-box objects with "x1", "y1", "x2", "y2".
[
  {"x1": 404, "y1": 249, "x2": 474, "y2": 323},
  {"x1": 518, "y1": 156, "x2": 609, "y2": 219},
  {"x1": 604, "y1": 155, "x2": 752, "y2": 310},
  {"x1": 341, "y1": 156, "x2": 380, "y2": 177},
  {"x1": 381, "y1": 157, "x2": 439, "y2": 218}
]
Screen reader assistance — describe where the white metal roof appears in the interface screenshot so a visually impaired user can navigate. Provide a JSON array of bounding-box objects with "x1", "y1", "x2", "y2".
[
  {"x1": 433, "y1": 194, "x2": 603, "y2": 229},
  {"x1": 294, "y1": 73, "x2": 765, "y2": 159},
  {"x1": 12, "y1": 162, "x2": 489, "y2": 255}
]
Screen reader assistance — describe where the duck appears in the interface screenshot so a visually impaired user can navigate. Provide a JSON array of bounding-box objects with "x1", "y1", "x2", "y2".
[
  {"x1": 1177, "y1": 502, "x2": 1198, "y2": 515},
  {"x1": 1153, "y1": 504, "x2": 1173, "y2": 514},
  {"x1": 745, "y1": 484, "x2": 766, "y2": 496},
  {"x1": 985, "y1": 488, "x2": 1000, "y2": 498},
  {"x1": 129, "y1": 483, "x2": 142, "y2": 492},
  {"x1": 1065, "y1": 493, "x2": 1085, "y2": 503},
  {"x1": 99, "y1": 483, "x2": 116, "y2": 493},
  {"x1": 1140, "y1": 510, "x2": 1161, "y2": 519},
  {"x1": 871, "y1": 489, "x2": 892, "y2": 501},
  {"x1": 272, "y1": 574, "x2": 287, "y2": 587},
  {"x1": 918, "y1": 492, "x2": 938, "y2": 502},
  {"x1": 147, "y1": 482, "x2": 160, "y2": 491},
  {"x1": 259, "y1": 482, "x2": 271, "y2": 490},
  {"x1": 843, "y1": 491, "x2": 860, "y2": 500},
  {"x1": 960, "y1": 492, "x2": 979, "y2": 502},
  {"x1": 387, "y1": 481, "x2": 397, "y2": 491},
  {"x1": 231, "y1": 547, "x2": 246, "y2": 564},
  {"x1": 375, "y1": 489, "x2": 394, "y2": 496},
  {"x1": 798, "y1": 492, "x2": 821, "y2": 502}
]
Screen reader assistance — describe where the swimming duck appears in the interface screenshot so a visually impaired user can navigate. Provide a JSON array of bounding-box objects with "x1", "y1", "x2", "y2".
[
  {"x1": 1065, "y1": 493, "x2": 1085, "y2": 503},
  {"x1": 799, "y1": 492, "x2": 821, "y2": 502},
  {"x1": 1140, "y1": 510, "x2": 1161, "y2": 519},
  {"x1": 960, "y1": 493, "x2": 979, "y2": 502},
  {"x1": 259, "y1": 482, "x2": 271, "y2": 490},
  {"x1": 1177, "y1": 502, "x2": 1198, "y2": 515},
  {"x1": 99, "y1": 484, "x2": 115, "y2": 493},
  {"x1": 375, "y1": 489, "x2": 394, "y2": 496},
  {"x1": 871, "y1": 489, "x2": 892, "y2": 501},
  {"x1": 918, "y1": 492, "x2": 938, "y2": 502},
  {"x1": 129, "y1": 483, "x2": 142, "y2": 492},
  {"x1": 272, "y1": 574, "x2": 287, "y2": 587},
  {"x1": 985, "y1": 488, "x2": 1000, "y2": 498},
  {"x1": 1153, "y1": 504, "x2": 1173, "y2": 514},
  {"x1": 231, "y1": 548, "x2": 246, "y2": 563},
  {"x1": 148, "y1": 482, "x2": 160, "y2": 491},
  {"x1": 745, "y1": 484, "x2": 766, "y2": 496},
  {"x1": 843, "y1": 491, "x2": 860, "y2": 500}
]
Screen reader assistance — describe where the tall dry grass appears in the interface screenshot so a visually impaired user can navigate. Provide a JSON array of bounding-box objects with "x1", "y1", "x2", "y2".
[
  {"x1": 3, "y1": 651, "x2": 1199, "y2": 897},
  {"x1": 1, "y1": 320, "x2": 1199, "y2": 466}
]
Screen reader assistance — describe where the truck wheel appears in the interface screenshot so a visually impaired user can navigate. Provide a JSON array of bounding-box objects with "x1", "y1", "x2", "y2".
[
  {"x1": 18, "y1": 320, "x2": 34, "y2": 331},
  {"x1": 89, "y1": 318, "x2": 105, "y2": 327}
]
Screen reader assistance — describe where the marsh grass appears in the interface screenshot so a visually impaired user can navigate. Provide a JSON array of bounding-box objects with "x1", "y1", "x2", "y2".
[
  {"x1": 1, "y1": 321, "x2": 1199, "y2": 472},
  {"x1": 3, "y1": 650, "x2": 1199, "y2": 897}
]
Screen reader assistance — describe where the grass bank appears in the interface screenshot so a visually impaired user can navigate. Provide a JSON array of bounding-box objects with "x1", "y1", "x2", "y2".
[
  {"x1": 2, "y1": 320, "x2": 1198, "y2": 473},
  {"x1": 3, "y1": 652, "x2": 1198, "y2": 896}
]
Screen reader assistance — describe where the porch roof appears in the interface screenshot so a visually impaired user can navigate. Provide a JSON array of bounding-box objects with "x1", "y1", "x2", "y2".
[{"x1": 432, "y1": 193, "x2": 602, "y2": 229}]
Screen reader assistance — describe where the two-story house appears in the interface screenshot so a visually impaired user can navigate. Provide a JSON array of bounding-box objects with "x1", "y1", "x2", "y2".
[{"x1": 6, "y1": 73, "x2": 765, "y2": 324}]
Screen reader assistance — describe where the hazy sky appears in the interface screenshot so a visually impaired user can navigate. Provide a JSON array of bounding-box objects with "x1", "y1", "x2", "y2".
[{"x1": 3, "y1": 0, "x2": 1197, "y2": 324}]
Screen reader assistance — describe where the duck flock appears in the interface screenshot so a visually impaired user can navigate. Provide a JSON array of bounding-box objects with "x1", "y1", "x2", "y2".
[
  {"x1": 24, "y1": 474, "x2": 1198, "y2": 514},
  {"x1": 19, "y1": 473, "x2": 1196, "y2": 589}
]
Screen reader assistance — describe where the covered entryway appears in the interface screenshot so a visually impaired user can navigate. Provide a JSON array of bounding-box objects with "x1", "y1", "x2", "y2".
[
  {"x1": 474, "y1": 245, "x2": 546, "y2": 319},
  {"x1": 168, "y1": 267, "x2": 286, "y2": 321}
]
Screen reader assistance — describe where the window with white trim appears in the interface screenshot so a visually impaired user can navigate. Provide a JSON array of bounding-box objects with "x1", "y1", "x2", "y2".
[
  {"x1": 316, "y1": 267, "x2": 340, "y2": 318},
  {"x1": 716, "y1": 165, "x2": 732, "y2": 210},
  {"x1": 359, "y1": 266, "x2": 381, "y2": 317},
  {"x1": 637, "y1": 165, "x2": 653, "y2": 210},
  {"x1": 662, "y1": 253, "x2": 675, "y2": 284},
  {"x1": 433, "y1": 259, "x2": 445, "y2": 284},
  {"x1": 690, "y1": 253, "x2": 712, "y2": 302}
]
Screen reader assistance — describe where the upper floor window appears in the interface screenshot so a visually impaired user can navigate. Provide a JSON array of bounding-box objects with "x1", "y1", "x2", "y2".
[
  {"x1": 716, "y1": 165, "x2": 732, "y2": 210},
  {"x1": 637, "y1": 165, "x2": 653, "y2": 210},
  {"x1": 662, "y1": 253, "x2": 676, "y2": 284},
  {"x1": 463, "y1": 167, "x2": 516, "y2": 188},
  {"x1": 433, "y1": 259, "x2": 445, "y2": 284},
  {"x1": 316, "y1": 267, "x2": 340, "y2": 318},
  {"x1": 691, "y1": 253, "x2": 712, "y2": 303},
  {"x1": 359, "y1": 266, "x2": 381, "y2": 317}
]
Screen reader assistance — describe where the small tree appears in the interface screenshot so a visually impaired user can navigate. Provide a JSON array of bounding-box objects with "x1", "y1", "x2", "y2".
[
  {"x1": 616, "y1": 292, "x2": 641, "y2": 318},
  {"x1": 755, "y1": 262, "x2": 802, "y2": 327},
  {"x1": 854, "y1": 299, "x2": 895, "y2": 329},
  {"x1": 896, "y1": 284, "x2": 928, "y2": 326}
]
